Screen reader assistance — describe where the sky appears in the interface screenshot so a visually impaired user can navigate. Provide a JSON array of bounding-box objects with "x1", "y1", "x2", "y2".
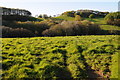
[{"x1": 0, "y1": 0, "x2": 119, "y2": 17}]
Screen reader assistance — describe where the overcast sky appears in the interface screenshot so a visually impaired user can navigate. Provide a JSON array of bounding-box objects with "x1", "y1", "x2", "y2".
[{"x1": 0, "y1": 0, "x2": 119, "y2": 16}]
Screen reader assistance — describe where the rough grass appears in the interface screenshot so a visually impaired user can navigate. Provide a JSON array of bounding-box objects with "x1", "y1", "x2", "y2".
[
  {"x1": 85, "y1": 18, "x2": 106, "y2": 24},
  {"x1": 100, "y1": 25, "x2": 120, "y2": 30},
  {"x1": 85, "y1": 18, "x2": 120, "y2": 31},
  {"x1": 2, "y1": 35, "x2": 119, "y2": 79}
]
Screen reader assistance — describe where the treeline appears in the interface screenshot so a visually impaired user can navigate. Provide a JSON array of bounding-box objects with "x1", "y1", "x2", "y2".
[
  {"x1": 62, "y1": 10, "x2": 109, "y2": 18},
  {"x1": 1, "y1": 7, "x2": 31, "y2": 16},
  {"x1": 1, "y1": 7, "x2": 42, "y2": 21},
  {"x1": 2, "y1": 20, "x2": 120, "y2": 38}
]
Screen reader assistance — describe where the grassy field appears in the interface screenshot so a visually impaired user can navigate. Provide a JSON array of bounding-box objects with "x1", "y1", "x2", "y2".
[
  {"x1": 1, "y1": 35, "x2": 119, "y2": 79},
  {"x1": 85, "y1": 18, "x2": 120, "y2": 30},
  {"x1": 85, "y1": 18, "x2": 106, "y2": 24}
]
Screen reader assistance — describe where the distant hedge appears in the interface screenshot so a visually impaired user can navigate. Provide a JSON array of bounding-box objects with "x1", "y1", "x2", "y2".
[{"x1": 104, "y1": 12, "x2": 120, "y2": 26}]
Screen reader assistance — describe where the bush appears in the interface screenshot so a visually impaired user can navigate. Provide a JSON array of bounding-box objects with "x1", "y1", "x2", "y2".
[
  {"x1": 62, "y1": 11, "x2": 75, "y2": 17},
  {"x1": 42, "y1": 24, "x2": 65, "y2": 36},
  {"x1": 2, "y1": 21, "x2": 51, "y2": 36},
  {"x1": 2, "y1": 26, "x2": 34, "y2": 38},
  {"x1": 75, "y1": 15, "x2": 82, "y2": 21},
  {"x1": 89, "y1": 14, "x2": 94, "y2": 19},
  {"x1": 42, "y1": 20, "x2": 102, "y2": 36},
  {"x1": 104, "y1": 12, "x2": 120, "y2": 26}
]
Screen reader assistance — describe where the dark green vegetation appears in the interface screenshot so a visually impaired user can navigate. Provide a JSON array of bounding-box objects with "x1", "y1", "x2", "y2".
[{"x1": 1, "y1": 35, "x2": 119, "y2": 79}]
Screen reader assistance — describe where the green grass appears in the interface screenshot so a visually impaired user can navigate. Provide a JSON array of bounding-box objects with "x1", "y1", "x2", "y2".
[
  {"x1": 110, "y1": 52, "x2": 118, "y2": 78},
  {"x1": 2, "y1": 35, "x2": 119, "y2": 79},
  {"x1": 55, "y1": 15, "x2": 75, "y2": 21},
  {"x1": 37, "y1": 18, "x2": 45, "y2": 21},
  {"x1": 85, "y1": 18, "x2": 106, "y2": 24},
  {"x1": 85, "y1": 18, "x2": 120, "y2": 30},
  {"x1": 100, "y1": 25, "x2": 120, "y2": 30}
]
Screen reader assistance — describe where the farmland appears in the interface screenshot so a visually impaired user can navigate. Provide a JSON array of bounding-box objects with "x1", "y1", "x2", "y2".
[
  {"x1": 1, "y1": 35, "x2": 119, "y2": 79},
  {"x1": 1, "y1": 7, "x2": 120, "y2": 79}
]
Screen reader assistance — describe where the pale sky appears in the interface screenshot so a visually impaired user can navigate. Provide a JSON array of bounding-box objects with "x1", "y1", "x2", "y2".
[
  {"x1": 0, "y1": 0, "x2": 119, "y2": 16},
  {"x1": 0, "y1": 0, "x2": 119, "y2": 2}
]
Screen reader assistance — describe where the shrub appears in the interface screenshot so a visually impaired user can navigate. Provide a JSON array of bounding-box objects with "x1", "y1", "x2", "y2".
[
  {"x1": 2, "y1": 26, "x2": 34, "y2": 37},
  {"x1": 104, "y1": 12, "x2": 120, "y2": 26},
  {"x1": 62, "y1": 11, "x2": 75, "y2": 17},
  {"x1": 89, "y1": 14, "x2": 94, "y2": 19},
  {"x1": 75, "y1": 15, "x2": 82, "y2": 21},
  {"x1": 42, "y1": 24, "x2": 65, "y2": 36},
  {"x1": 42, "y1": 20, "x2": 102, "y2": 36},
  {"x1": 2, "y1": 21, "x2": 51, "y2": 36}
]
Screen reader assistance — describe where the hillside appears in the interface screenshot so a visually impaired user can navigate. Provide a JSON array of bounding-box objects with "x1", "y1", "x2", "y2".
[{"x1": 54, "y1": 16, "x2": 120, "y2": 31}]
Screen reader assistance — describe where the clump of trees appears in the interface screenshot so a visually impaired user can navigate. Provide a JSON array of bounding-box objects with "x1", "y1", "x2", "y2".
[
  {"x1": 2, "y1": 26, "x2": 34, "y2": 38},
  {"x1": 2, "y1": 21, "x2": 52, "y2": 37},
  {"x1": 104, "y1": 12, "x2": 120, "y2": 26},
  {"x1": 42, "y1": 20, "x2": 102, "y2": 36},
  {"x1": 38, "y1": 14, "x2": 49, "y2": 19},
  {"x1": 62, "y1": 10, "x2": 109, "y2": 18},
  {"x1": 2, "y1": 7, "x2": 31, "y2": 16},
  {"x1": 2, "y1": 7, "x2": 41, "y2": 22},
  {"x1": 62, "y1": 11, "x2": 75, "y2": 17}
]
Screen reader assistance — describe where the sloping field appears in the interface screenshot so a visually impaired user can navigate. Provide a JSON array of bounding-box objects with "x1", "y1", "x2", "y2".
[{"x1": 1, "y1": 35, "x2": 119, "y2": 79}]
